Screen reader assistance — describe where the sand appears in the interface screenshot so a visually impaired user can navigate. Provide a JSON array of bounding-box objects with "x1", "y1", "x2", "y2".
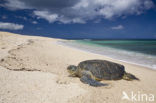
[{"x1": 0, "y1": 31, "x2": 156, "y2": 103}]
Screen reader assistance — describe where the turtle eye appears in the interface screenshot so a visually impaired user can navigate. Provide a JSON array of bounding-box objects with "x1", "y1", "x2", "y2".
[{"x1": 71, "y1": 68, "x2": 76, "y2": 71}]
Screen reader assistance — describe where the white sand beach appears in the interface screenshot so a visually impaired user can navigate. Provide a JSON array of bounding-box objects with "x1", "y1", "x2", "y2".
[{"x1": 0, "y1": 31, "x2": 156, "y2": 103}]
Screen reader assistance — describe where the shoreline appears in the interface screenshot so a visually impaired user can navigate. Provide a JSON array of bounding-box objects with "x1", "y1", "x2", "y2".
[{"x1": 58, "y1": 40, "x2": 156, "y2": 71}]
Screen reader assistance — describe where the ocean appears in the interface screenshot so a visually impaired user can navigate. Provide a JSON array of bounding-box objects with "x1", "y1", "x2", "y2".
[{"x1": 60, "y1": 40, "x2": 156, "y2": 70}]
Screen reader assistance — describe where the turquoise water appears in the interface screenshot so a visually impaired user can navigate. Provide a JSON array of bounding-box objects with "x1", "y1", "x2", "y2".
[
  {"x1": 60, "y1": 40, "x2": 156, "y2": 70},
  {"x1": 77, "y1": 40, "x2": 156, "y2": 56}
]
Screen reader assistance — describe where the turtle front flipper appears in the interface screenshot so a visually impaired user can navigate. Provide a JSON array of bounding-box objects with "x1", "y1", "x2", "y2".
[{"x1": 80, "y1": 71, "x2": 107, "y2": 87}]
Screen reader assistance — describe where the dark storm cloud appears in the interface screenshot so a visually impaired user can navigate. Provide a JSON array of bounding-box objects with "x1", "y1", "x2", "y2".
[
  {"x1": 3, "y1": 0, "x2": 79, "y2": 10},
  {"x1": 23, "y1": 0, "x2": 79, "y2": 9}
]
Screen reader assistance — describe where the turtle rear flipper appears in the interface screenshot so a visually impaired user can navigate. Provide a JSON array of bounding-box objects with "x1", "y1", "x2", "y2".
[
  {"x1": 80, "y1": 72, "x2": 107, "y2": 87},
  {"x1": 123, "y1": 72, "x2": 139, "y2": 81}
]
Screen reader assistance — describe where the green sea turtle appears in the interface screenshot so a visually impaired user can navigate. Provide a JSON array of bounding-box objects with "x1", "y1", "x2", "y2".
[{"x1": 67, "y1": 60, "x2": 139, "y2": 87}]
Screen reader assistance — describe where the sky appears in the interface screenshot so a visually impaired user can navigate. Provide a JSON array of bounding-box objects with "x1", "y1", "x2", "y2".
[{"x1": 0, "y1": 0, "x2": 156, "y2": 39}]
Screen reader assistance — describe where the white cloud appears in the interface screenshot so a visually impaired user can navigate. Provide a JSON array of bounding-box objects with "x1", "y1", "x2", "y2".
[
  {"x1": 0, "y1": 22, "x2": 24, "y2": 30},
  {"x1": 34, "y1": 11, "x2": 58, "y2": 23},
  {"x1": 111, "y1": 25, "x2": 124, "y2": 30},
  {"x1": 4, "y1": 0, "x2": 30, "y2": 10},
  {"x1": 2, "y1": 15, "x2": 7, "y2": 19},
  {"x1": 2, "y1": 0, "x2": 154, "y2": 23},
  {"x1": 15, "y1": 16, "x2": 28, "y2": 21},
  {"x1": 32, "y1": 21, "x2": 38, "y2": 24},
  {"x1": 72, "y1": 18, "x2": 86, "y2": 24},
  {"x1": 33, "y1": 10, "x2": 86, "y2": 24},
  {"x1": 59, "y1": 17, "x2": 86, "y2": 24}
]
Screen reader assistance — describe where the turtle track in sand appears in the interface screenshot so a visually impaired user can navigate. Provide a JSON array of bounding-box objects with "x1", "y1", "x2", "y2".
[{"x1": 0, "y1": 39, "x2": 41, "y2": 72}]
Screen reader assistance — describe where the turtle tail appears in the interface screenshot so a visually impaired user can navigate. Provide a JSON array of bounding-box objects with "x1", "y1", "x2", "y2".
[{"x1": 123, "y1": 72, "x2": 139, "y2": 81}]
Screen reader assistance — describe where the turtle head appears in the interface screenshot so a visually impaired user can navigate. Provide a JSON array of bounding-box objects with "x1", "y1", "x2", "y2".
[
  {"x1": 123, "y1": 72, "x2": 139, "y2": 81},
  {"x1": 67, "y1": 65, "x2": 77, "y2": 76}
]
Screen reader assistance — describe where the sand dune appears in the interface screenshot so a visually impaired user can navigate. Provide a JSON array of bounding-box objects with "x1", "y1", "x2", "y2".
[{"x1": 0, "y1": 31, "x2": 156, "y2": 103}]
